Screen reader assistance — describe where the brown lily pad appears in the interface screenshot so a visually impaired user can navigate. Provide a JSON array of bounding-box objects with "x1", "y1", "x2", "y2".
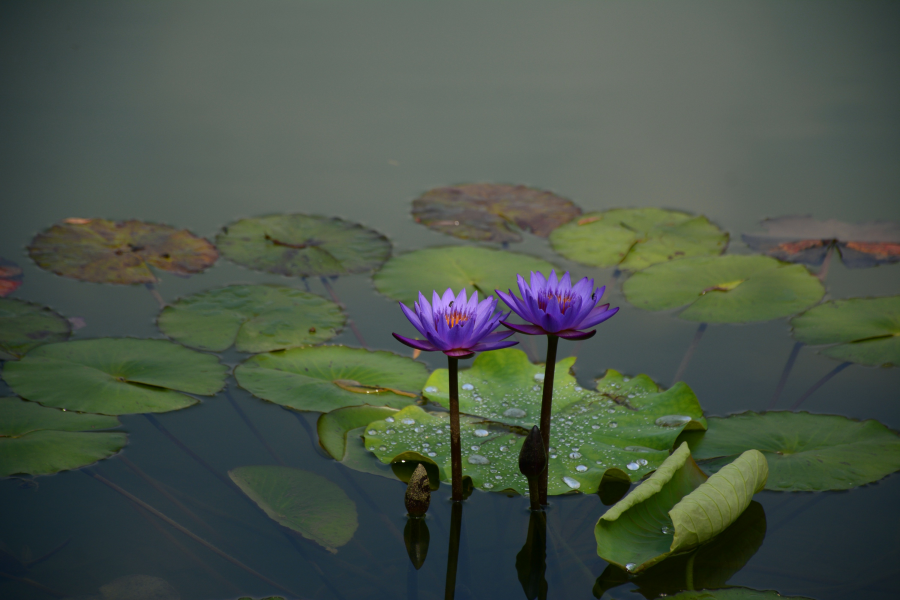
[
  {"x1": 29, "y1": 219, "x2": 218, "y2": 285},
  {"x1": 412, "y1": 183, "x2": 581, "y2": 243},
  {"x1": 0, "y1": 258, "x2": 23, "y2": 297}
]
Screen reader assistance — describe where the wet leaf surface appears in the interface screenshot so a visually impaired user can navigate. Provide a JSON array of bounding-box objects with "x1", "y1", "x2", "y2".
[
  {"x1": 229, "y1": 465, "x2": 358, "y2": 553},
  {"x1": 677, "y1": 411, "x2": 900, "y2": 491},
  {"x1": 595, "y1": 443, "x2": 767, "y2": 574},
  {"x1": 2, "y1": 338, "x2": 228, "y2": 415},
  {"x1": 411, "y1": 183, "x2": 581, "y2": 243},
  {"x1": 28, "y1": 219, "x2": 218, "y2": 284},
  {"x1": 0, "y1": 298, "x2": 71, "y2": 360},
  {"x1": 158, "y1": 284, "x2": 345, "y2": 353},
  {"x1": 235, "y1": 345, "x2": 427, "y2": 412},
  {"x1": 742, "y1": 215, "x2": 900, "y2": 268},
  {"x1": 0, "y1": 396, "x2": 125, "y2": 476},
  {"x1": 550, "y1": 208, "x2": 728, "y2": 271},
  {"x1": 216, "y1": 214, "x2": 391, "y2": 277},
  {"x1": 791, "y1": 295, "x2": 900, "y2": 367},
  {"x1": 0, "y1": 257, "x2": 23, "y2": 297},
  {"x1": 373, "y1": 246, "x2": 556, "y2": 307},
  {"x1": 623, "y1": 255, "x2": 825, "y2": 323}
]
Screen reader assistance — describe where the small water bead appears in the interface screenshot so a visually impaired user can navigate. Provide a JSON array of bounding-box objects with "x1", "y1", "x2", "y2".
[
  {"x1": 627, "y1": 394, "x2": 635, "y2": 399},
  {"x1": 499, "y1": 446, "x2": 508, "y2": 452},
  {"x1": 656, "y1": 415, "x2": 692, "y2": 427},
  {"x1": 624, "y1": 446, "x2": 655, "y2": 453},
  {"x1": 379, "y1": 446, "x2": 386, "y2": 451},
  {"x1": 574, "y1": 386, "x2": 583, "y2": 392},
  {"x1": 626, "y1": 461, "x2": 640, "y2": 471},
  {"x1": 425, "y1": 386, "x2": 438, "y2": 393},
  {"x1": 550, "y1": 454, "x2": 558, "y2": 459},
  {"x1": 532, "y1": 385, "x2": 540, "y2": 392},
  {"x1": 533, "y1": 373, "x2": 545, "y2": 382},
  {"x1": 569, "y1": 452, "x2": 582, "y2": 459},
  {"x1": 414, "y1": 427, "x2": 422, "y2": 433},
  {"x1": 468, "y1": 455, "x2": 490, "y2": 465},
  {"x1": 428, "y1": 452, "x2": 437, "y2": 457},
  {"x1": 471, "y1": 446, "x2": 480, "y2": 451},
  {"x1": 608, "y1": 422, "x2": 618, "y2": 428},
  {"x1": 639, "y1": 459, "x2": 648, "y2": 466},
  {"x1": 385, "y1": 417, "x2": 395, "y2": 423},
  {"x1": 562, "y1": 477, "x2": 581, "y2": 489},
  {"x1": 625, "y1": 563, "x2": 637, "y2": 573},
  {"x1": 368, "y1": 429, "x2": 377, "y2": 435},
  {"x1": 401, "y1": 418, "x2": 416, "y2": 425},
  {"x1": 495, "y1": 475, "x2": 502, "y2": 480},
  {"x1": 474, "y1": 429, "x2": 490, "y2": 437},
  {"x1": 501, "y1": 402, "x2": 509, "y2": 407},
  {"x1": 623, "y1": 377, "x2": 630, "y2": 382},
  {"x1": 503, "y1": 408, "x2": 527, "y2": 418},
  {"x1": 422, "y1": 443, "x2": 430, "y2": 448},
  {"x1": 591, "y1": 425, "x2": 600, "y2": 430},
  {"x1": 575, "y1": 465, "x2": 588, "y2": 473},
  {"x1": 483, "y1": 482, "x2": 494, "y2": 489},
  {"x1": 462, "y1": 383, "x2": 474, "y2": 391},
  {"x1": 607, "y1": 409, "x2": 616, "y2": 414},
  {"x1": 661, "y1": 526, "x2": 672, "y2": 535},
  {"x1": 385, "y1": 429, "x2": 395, "y2": 435}
]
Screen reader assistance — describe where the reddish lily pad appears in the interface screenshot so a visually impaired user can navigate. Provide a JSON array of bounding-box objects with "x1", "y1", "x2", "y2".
[
  {"x1": 0, "y1": 258, "x2": 23, "y2": 297},
  {"x1": 742, "y1": 216, "x2": 900, "y2": 268},
  {"x1": 412, "y1": 184, "x2": 581, "y2": 243},
  {"x1": 28, "y1": 219, "x2": 218, "y2": 285}
]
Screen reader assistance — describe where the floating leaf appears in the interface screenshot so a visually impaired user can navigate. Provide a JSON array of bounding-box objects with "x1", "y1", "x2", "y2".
[
  {"x1": 2, "y1": 338, "x2": 228, "y2": 415},
  {"x1": 790, "y1": 295, "x2": 900, "y2": 367},
  {"x1": 158, "y1": 284, "x2": 345, "y2": 353},
  {"x1": 0, "y1": 396, "x2": 126, "y2": 476},
  {"x1": 373, "y1": 246, "x2": 556, "y2": 307},
  {"x1": 28, "y1": 219, "x2": 218, "y2": 284},
  {"x1": 235, "y1": 345, "x2": 427, "y2": 412},
  {"x1": 229, "y1": 465, "x2": 358, "y2": 553},
  {"x1": 595, "y1": 443, "x2": 767, "y2": 574},
  {"x1": 318, "y1": 405, "x2": 400, "y2": 460},
  {"x1": 623, "y1": 255, "x2": 824, "y2": 323},
  {"x1": 678, "y1": 411, "x2": 900, "y2": 491},
  {"x1": 0, "y1": 299, "x2": 71, "y2": 360},
  {"x1": 365, "y1": 349, "x2": 706, "y2": 496},
  {"x1": 549, "y1": 208, "x2": 728, "y2": 271},
  {"x1": 411, "y1": 183, "x2": 581, "y2": 243},
  {"x1": 0, "y1": 258, "x2": 23, "y2": 297},
  {"x1": 216, "y1": 214, "x2": 391, "y2": 277},
  {"x1": 742, "y1": 215, "x2": 900, "y2": 268}
]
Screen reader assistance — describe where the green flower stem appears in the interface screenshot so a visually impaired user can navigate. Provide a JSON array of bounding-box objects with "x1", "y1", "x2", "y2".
[
  {"x1": 538, "y1": 334, "x2": 559, "y2": 505},
  {"x1": 444, "y1": 501, "x2": 463, "y2": 600},
  {"x1": 448, "y1": 356, "x2": 463, "y2": 502}
]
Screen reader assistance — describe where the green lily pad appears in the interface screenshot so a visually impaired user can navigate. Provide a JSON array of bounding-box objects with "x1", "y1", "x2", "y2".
[
  {"x1": 595, "y1": 443, "x2": 767, "y2": 574},
  {"x1": 28, "y1": 218, "x2": 218, "y2": 284},
  {"x1": 2, "y1": 338, "x2": 228, "y2": 415},
  {"x1": 373, "y1": 246, "x2": 557, "y2": 306},
  {"x1": 549, "y1": 208, "x2": 728, "y2": 271},
  {"x1": 318, "y1": 405, "x2": 400, "y2": 460},
  {"x1": 412, "y1": 183, "x2": 581, "y2": 243},
  {"x1": 623, "y1": 255, "x2": 825, "y2": 323},
  {"x1": 158, "y1": 284, "x2": 346, "y2": 353},
  {"x1": 0, "y1": 299, "x2": 71, "y2": 360},
  {"x1": 0, "y1": 396, "x2": 126, "y2": 476},
  {"x1": 216, "y1": 214, "x2": 391, "y2": 277},
  {"x1": 235, "y1": 345, "x2": 428, "y2": 412},
  {"x1": 678, "y1": 411, "x2": 900, "y2": 491},
  {"x1": 229, "y1": 465, "x2": 358, "y2": 553},
  {"x1": 0, "y1": 257, "x2": 24, "y2": 297},
  {"x1": 790, "y1": 295, "x2": 900, "y2": 367}
]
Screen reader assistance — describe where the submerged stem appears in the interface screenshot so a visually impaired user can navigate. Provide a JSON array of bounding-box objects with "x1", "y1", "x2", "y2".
[
  {"x1": 672, "y1": 322, "x2": 707, "y2": 384},
  {"x1": 538, "y1": 335, "x2": 559, "y2": 506},
  {"x1": 768, "y1": 342, "x2": 804, "y2": 410},
  {"x1": 448, "y1": 356, "x2": 463, "y2": 502},
  {"x1": 790, "y1": 361, "x2": 852, "y2": 410}
]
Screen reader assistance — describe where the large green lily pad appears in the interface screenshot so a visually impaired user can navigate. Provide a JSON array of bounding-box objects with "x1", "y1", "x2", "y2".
[
  {"x1": 550, "y1": 208, "x2": 728, "y2": 271},
  {"x1": 790, "y1": 295, "x2": 900, "y2": 367},
  {"x1": 678, "y1": 411, "x2": 900, "y2": 491},
  {"x1": 229, "y1": 465, "x2": 358, "y2": 553},
  {"x1": 235, "y1": 345, "x2": 428, "y2": 412},
  {"x1": 364, "y1": 350, "x2": 706, "y2": 496},
  {"x1": 373, "y1": 246, "x2": 556, "y2": 307},
  {"x1": 158, "y1": 284, "x2": 345, "y2": 353},
  {"x1": 623, "y1": 255, "x2": 825, "y2": 323},
  {"x1": 0, "y1": 396, "x2": 126, "y2": 476},
  {"x1": 0, "y1": 298, "x2": 71, "y2": 360},
  {"x1": 28, "y1": 219, "x2": 218, "y2": 284},
  {"x1": 2, "y1": 338, "x2": 228, "y2": 415},
  {"x1": 411, "y1": 183, "x2": 581, "y2": 243},
  {"x1": 595, "y1": 443, "x2": 767, "y2": 574},
  {"x1": 318, "y1": 405, "x2": 400, "y2": 461},
  {"x1": 216, "y1": 214, "x2": 391, "y2": 277}
]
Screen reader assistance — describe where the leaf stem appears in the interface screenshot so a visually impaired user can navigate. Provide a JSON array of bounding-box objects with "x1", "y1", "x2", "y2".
[
  {"x1": 672, "y1": 323, "x2": 707, "y2": 384},
  {"x1": 539, "y1": 335, "x2": 559, "y2": 505},
  {"x1": 767, "y1": 342, "x2": 804, "y2": 410},
  {"x1": 790, "y1": 361, "x2": 852, "y2": 410},
  {"x1": 448, "y1": 356, "x2": 463, "y2": 502}
]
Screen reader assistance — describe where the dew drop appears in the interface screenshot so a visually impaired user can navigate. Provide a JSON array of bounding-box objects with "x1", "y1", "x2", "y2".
[
  {"x1": 495, "y1": 475, "x2": 502, "y2": 480},
  {"x1": 428, "y1": 452, "x2": 437, "y2": 457},
  {"x1": 385, "y1": 429, "x2": 395, "y2": 435},
  {"x1": 424, "y1": 386, "x2": 438, "y2": 393},
  {"x1": 624, "y1": 446, "x2": 655, "y2": 453},
  {"x1": 503, "y1": 408, "x2": 527, "y2": 418},
  {"x1": 533, "y1": 373, "x2": 545, "y2": 382},
  {"x1": 626, "y1": 461, "x2": 640, "y2": 471},
  {"x1": 468, "y1": 455, "x2": 490, "y2": 465},
  {"x1": 471, "y1": 445, "x2": 480, "y2": 451},
  {"x1": 367, "y1": 429, "x2": 377, "y2": 435},
  {"x1": 575, "y1": 465, "x2": 588, "y2": 472},
  {"x1": 462, "y1": 383, "x2": 474, "y2": 391},
  {"x1": 656, "y1": 415, "x2": 692, "y2": 427},
  {"x1": 384, "y1": 417, "x2": 395, "y2": 423},
  {"x1": 474, "y1": 429, "x2": 489, "y2": 437},
  {"x1": 661, "y1": 526, "x2": 672, "y2": 534},
  {"x1": 639, "y1": 459, "x2": 648, "y2": 466},
  {"x1": 483, "y1": 482, "x2": 494, "y2": 489},
  {"x1": 608, "y1": 422, "x2": 618, "y2": 428},
  {"x1": 401, "y1": 418, "x2": 416, "y2": 425},
  {"x1": 569, "y1": 452, "x2": 582, "y2": 459},
  {"x1": 379, "y1": 446, "x2": 386, "y2": 451},
  {"x1": 550, "y1": 454, "x2": 558, "y2": 459},
  {"x1": 627, "y1": 394, "x2": 635, "y2": 399},
  {"x1": 574, "y1": 386, "x2": 583, "y2": 392},
  {"x1": 592, "y1": 425, "x2": 600, "y2": 429},
  {"x1": 499, "y1": 446, "x2": 508, "y2": 452},
  {"x1": 562, "y1": 476, "x2": 581, "y2": 489},
  {"x1": 532, "y1": 385, "x2": 540, "y2": 392},
  {"x1": 414, "y1": 427, "x2": 422, "y2": 433},
  {"x1": 625, "y1": 563, "x2": 637, "y2": 573}
]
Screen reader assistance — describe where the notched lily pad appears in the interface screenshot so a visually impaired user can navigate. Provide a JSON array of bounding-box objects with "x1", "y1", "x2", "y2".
[
  {"x1": 412, "y1": 183, "x2": 581, "y2": 243},
  {"x1": 28, "y1": 218, "x2": 218, "y2": 284},
  {"x1": 216, "y1": 214, "x2": 391, "y2": 277},
  {"x1": 0, "y1": 298, "x2": 71, "y2": 360},
  {"x1": 550, "y1": 208, "x2": 728, "y2": 271},
  {"x1": 373, "y1": 246, "x2": 556, "y2": 307},
  {"x1": 0, "y1": 258, "x2": 24, "y2": 297},
  {"x1": 791, "y1": 295, "x2": 900, "y2": 367},
  {"x1": 235, "y1": 345, "x2": 428, "y2": 412},
  {"x1": 678, "y1": 411, "x2": 900, "y2": 491},
  {"x1": 595, "y1": 443, "x2": 767, "y2": 574},
  {"x1": 2, "y1": 338, "x2": 228, "y2": 415},
  {"x1": 318, "y1": 405, "x2": 400, "y2": 461},
  {"x1": 229, "y1": 465, "x2": 358, "y2": 553},
  {"x1": 0, "y1": 396, "x2": 126, "y2": 476},
  {"x1": 623, "y1": 255, "x2": 825, "y2": 323},
  {"x1": 158, "y1": 284, "x2": 346, "y2": 353},
  {"x1": 742, "y1": 215, "x2": 900, "y2": 268}
]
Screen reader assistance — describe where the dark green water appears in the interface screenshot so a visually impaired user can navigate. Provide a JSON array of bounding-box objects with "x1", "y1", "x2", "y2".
[{"x1": 1, "y1": 1, "x2": 899, "y2": 598}]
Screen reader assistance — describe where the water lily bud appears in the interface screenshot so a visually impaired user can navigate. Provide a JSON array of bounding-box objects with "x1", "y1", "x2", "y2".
[
  {"x1": 405, "y1": 463, "x2": 431, "y2": 516},
  {"x1": 518, "y1": 426, "x2": 547, "y2": 479}
]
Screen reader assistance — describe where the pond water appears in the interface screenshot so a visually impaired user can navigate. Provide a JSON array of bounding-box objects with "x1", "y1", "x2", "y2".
[{"x1": 2, "y1": 2, "x2": 900, "y2": 599}]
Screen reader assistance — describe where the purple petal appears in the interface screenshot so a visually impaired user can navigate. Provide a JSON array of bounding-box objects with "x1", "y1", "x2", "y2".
[
  {"x1": 572, "y1": 277, "x2": 593, "y2": 297},
  {"x1": 454, "y1": 288, "x2": 468, "y2": 308},
  {"x1": 577, "y1": 306, "x2": 619, "y2": 329},
  {"x1": 517, "y1": 274, "x2": 532, "y2": 299},
  {"x1": 466, "y1": 290, "x2": 480, "y2": 312},
  {"x1": 443, "y1": 349, "x2": 475, "y2": 359},
  {"x1": 471, "y1": 339, "x2": 519, "y2": 352},
  {"x1": 530, "y1": 271, "x2": 547, "y2": 290},
  {"x1": 417, "y1": 292, "x2": 434, "y2": 324},
  {"x1": 559, "y1": 271, "x2": 572, "y2": 290},
  {"x1": 556, "y1": 329, "x2": 597, "y2": 340},
  {"x1": 594, "y1": 285, "x2": 607, "y2": 302},
  {"x1": 547, "y1": 270, "x2": 559, "y2": 290},
  {"x1": 399, "y1": 302, "x2": 428, "y2": 337},
  {"x1": 432, "y1": 290, "x2": 443, "y2": 312},
  {"x1": 393, "y1": 333, "x2": 439, "y2": 351},
  {"x1": 476, "y1": 329, "x2": 516, "y2": 344},
  {"x1": 496, "y1": 290, "x2": 531, "y2": 322},
  {"x1": 500, "y1": 320, "x2": 548, "y2": 336},
  {"x1": 542, "y1": 293, "x2": 565, "y2": 332},
  {"x1": 442, "y1": 288, "x2": 456, "y2": 306}
]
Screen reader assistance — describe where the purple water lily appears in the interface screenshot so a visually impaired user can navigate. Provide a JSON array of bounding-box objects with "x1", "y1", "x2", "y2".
[
  {"x1": 393, "y1": 288, "x2": 518, "y2": 359},
  {"x1": 496, "y1": 270, "x2": 618, "y2": 340}
]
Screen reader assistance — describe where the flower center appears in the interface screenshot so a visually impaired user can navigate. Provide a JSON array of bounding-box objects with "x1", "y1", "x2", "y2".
[
  {"x1": 538, "y1": 290, "x2": 576, "y2": 314},
  {"x1": 442, "y1": 309, "x2": 470, "y2": 328}
]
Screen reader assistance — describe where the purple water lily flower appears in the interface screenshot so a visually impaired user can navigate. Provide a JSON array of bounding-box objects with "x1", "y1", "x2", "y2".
[
  {"x1": 393, "y1": 288, "x2": 518, "y2": 359},
  {"x1": 496, "y1": 270, "x2": 619, "y2": 340}
]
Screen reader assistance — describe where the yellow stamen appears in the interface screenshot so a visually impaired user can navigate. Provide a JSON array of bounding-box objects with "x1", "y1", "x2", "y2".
[{"x1": 444, "y1": 310, "x2": 470, "y2": 328}]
